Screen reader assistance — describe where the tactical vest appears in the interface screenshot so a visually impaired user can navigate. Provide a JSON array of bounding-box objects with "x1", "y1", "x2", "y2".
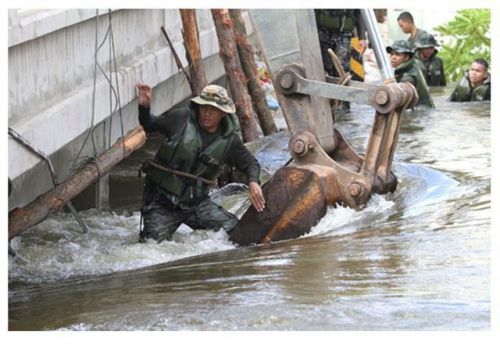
[
  {"x1": 395, "y1": 58, "x2": 435, "y2": 108},
  {"x1": 316, "y1": 9, "x2": 356, "y2": 32},
  {"x1": 147, "y1": 109, "x2": 236, "y2": 203},
  {"x1": 450, "y1": 72, "x2": 491, "y2": 102},
  {"x1": 416, "y1": 51, "x2": 446, "y2": 86}
]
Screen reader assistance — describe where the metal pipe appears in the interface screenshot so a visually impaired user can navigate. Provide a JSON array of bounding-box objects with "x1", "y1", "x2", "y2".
[{"x1": 360, "y1": 9, "x2": 393, "y2": 80}]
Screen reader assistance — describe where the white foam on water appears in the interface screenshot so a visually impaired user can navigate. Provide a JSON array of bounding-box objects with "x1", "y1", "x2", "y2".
[
  {"x1": 56, "y1": 323, "x2": 92, "y2": 331},
  {"x1": 306, "y1": 194, "x2": 396, "y2": 238},
  {"x1": 9, "y1": 210, "x2": 237, "y2": 284},
  {"x1": 9, "y1": 193, "x2": 399, "y2": 284},
  {"x1": 8, "y1": 164, "x2": 452, "y2": 284}
]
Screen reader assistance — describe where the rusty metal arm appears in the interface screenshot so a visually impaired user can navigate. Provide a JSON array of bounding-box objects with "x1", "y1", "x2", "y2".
[
  {"x1": 274, "y1": 66, "x2": 418, "y2": 188},
  {"x1": 229, "y1": 9, "x2": 418, "y2": 246},
  {"x1": 360, "y1": 82, "x2": 417, "y2": 191},
  {"x1": 275, "y1": 67, "x2": 397, "y2": 114},
  {"x1": 230, "y1": 79, "x2": 417, "y2": 246},
  {"x1": 325, "y1": 76, "x2": 374, "y2": 90}
]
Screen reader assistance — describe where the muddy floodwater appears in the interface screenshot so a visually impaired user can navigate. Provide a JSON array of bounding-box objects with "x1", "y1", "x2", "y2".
[{"x1": 8, "y1": 88, "x2": 490, "y2": 330}]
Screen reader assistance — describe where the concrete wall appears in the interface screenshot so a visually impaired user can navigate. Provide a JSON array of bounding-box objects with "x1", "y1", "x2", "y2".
[{"x1": 8, "y1": 9, "x2": 226, "y2": 210}]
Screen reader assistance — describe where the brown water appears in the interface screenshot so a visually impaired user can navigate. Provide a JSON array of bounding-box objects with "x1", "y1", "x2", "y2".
[{"x1": 8, "y1": 89, "x2": 490, "y2": 330}]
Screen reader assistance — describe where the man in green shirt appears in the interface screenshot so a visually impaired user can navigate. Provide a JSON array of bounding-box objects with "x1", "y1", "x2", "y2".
[
  {"x1": 450, "y1": 59, "x2": 491, "y2": 102},
  {"x1": 136, "y1": 83, "x2": 266, "y2": 243},
  {"x1": 397, "y1": 11, "x2": 427, "y2": 51},
  {"x1": 414, "y1": 33, "x2": 446, "y2": 86},
  {"x1": 386, "y1": 40, "x2": 435, "y2": 108}
]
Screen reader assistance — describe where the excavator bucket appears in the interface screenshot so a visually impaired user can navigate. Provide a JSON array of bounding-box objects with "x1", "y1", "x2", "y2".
[
  {"x1": 229, "y1": 166, "x2": 328, "y2": 245},
  {"x1": 230, "y1": 10, "x2": 418, "y2": 246}
]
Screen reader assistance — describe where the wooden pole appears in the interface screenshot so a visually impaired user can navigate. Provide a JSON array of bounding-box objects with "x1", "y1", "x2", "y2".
[
  {"x1": 179, "y1": 9, "x2": 207, "y2": 96},
  {"x1": 8, "y1": 126, "x2": 146, "y2": 240},
  {"x1": 229, "y1": 9, "x2": 277, "y2": 136},
  {"x1": 211, "y1": 9, "x2": 259, "y2": 142}
]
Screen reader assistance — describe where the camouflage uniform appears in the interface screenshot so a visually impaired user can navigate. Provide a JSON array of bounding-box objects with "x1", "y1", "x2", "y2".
[
  {"x1": 414, "y1": 33, "x2": 446, "y2": 86},
  {"x1": 314, "y1": 9, "x2": 366, "y2": 78},
  {"x1": 386, "y1": 40, "x2": 435, "y2": 108},
  {"x1": 407, "y1": 28, "x2": 428, "y2": 51},
  {"x1": 138, "y1": 85, "x2": 261, "y2": 242}
]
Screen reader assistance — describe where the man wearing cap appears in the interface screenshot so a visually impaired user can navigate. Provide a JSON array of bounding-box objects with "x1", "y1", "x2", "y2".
[
  {"x1": 397, "y1": 11, "x2": 428, "y2": 51},
  {"x1": 386, "y1": 40, "x2": 435, "y2": 108},
  {"x1": 136, "y1": 83, "x2": 266, "y2": 243},
  {"x1": 450, "y1": 58, "x2": 491, "y2": 102},
  {"x1": 414, "y1": 33, "x2": 446, "y2": 87}
]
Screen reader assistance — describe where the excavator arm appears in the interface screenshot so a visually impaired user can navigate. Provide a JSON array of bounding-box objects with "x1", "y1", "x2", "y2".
[{"x1": 229, "y1": 9, "x2": 417, "y2": 245}]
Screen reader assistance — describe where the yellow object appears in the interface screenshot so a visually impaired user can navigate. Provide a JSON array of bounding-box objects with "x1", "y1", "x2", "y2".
[{"x1": 350, "y1": 37, "x2": 365, "y2": 81}]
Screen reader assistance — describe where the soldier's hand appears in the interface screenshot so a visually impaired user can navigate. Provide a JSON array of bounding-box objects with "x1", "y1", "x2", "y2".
[
  {"x1": 359, "y1": 39, "x2": 367, "y2": 54},
  {"x1": 136, "y1": 82, "x2": 152, "y2": 107},
  {"x1": 249, "y1": 181, "x2": 265, "y2": 212}
]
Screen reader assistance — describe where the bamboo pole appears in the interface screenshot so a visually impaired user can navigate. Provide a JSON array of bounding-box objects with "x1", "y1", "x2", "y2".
[
  {"x1": 8, "y1": 126, "x2": 146, "y2": 240},
  {"x1": 179, "y1": 9, "x2": 207, "y2": 96},
  {"x1": 229, "y1": 9, "x2": 277, "y2": 136},
  {"x1": 211, "y1": 9, "x2": 259, "y2": 142}
]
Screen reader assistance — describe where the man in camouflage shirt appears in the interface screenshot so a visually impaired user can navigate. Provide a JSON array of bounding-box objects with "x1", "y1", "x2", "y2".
[{"x1": 397, "y1": 11, "x2": 427, "y2": 51}]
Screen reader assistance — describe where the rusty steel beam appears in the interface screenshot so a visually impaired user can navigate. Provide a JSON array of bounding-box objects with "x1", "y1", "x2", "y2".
[{"x1": 8, "y1": 126, "x2": 146, "y2": 240}]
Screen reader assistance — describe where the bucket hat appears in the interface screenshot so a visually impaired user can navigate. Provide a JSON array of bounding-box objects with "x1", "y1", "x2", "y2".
[{"x1": 191, "y1": 84, "x2": 236, "y2": 114}]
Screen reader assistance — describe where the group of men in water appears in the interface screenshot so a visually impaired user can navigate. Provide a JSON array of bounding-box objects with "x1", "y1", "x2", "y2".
[
  {"x1": 392, "y1": 11, "x2": 490, "y2": 103},
  {"x1": 316, "y1": 9, "x2": 491, "y2": 108}
]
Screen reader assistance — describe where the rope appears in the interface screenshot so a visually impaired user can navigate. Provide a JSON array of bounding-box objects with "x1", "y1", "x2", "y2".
[
  {"x1": 145, "y1": 160, "x2": 218, "y2": 186},
  {"x1": 68, "y1": 9, "x2": 126, "y2": 177},
  {"x1": 108, "y1": 9, "x2": 126, "y2": 157}
]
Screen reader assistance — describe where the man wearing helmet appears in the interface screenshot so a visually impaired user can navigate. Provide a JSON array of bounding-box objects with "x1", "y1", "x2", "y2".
[
  {"x1": 386, "y1": 40, "x2": 435, "y2": 108},
  {"x1": 414, "y1": 33, "x2": 446, "y2": 86},
  {"x1": 135, "y1": 83, "x2": 266, "y2": 243}
]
